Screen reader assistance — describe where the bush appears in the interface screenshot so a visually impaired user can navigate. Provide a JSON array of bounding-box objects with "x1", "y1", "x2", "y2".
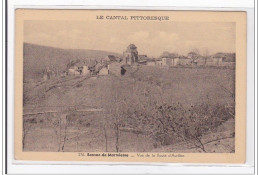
[{"x1": 119, "y1": 100, "x2": 234, "y2": 150}]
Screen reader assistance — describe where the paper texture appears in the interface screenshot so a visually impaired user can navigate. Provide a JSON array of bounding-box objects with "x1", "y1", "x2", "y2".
[{"x1": 15, "y1": 9, "x2": 246, "y2": 163}]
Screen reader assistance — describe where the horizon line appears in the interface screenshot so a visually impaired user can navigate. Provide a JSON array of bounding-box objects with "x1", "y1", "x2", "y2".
[{"x1": 23, "y1": 42, "x2": 236, "y2": 57}]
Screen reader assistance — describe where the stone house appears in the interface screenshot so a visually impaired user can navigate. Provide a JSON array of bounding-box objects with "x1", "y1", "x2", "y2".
[
  {"x1": 161, "y1": 57, "x2": 180, "y2": 67},
  {"x1": 68, "y1": 68, "x2": 76, "y2": 75},
  {"x1": 206, "y1": 56, "x2": 223, "y2": 66},
  {"x1": 67, "y1": 61, "x2": 91, "y2": 76},
  {"x1": 173, "y1": 57, "x2": 180, "y2": 66},
  {"x1": 179, "y1": 56, "x2": 192, "y2": 65},
  {"x1": 108, "y1": 62, "x2": 125, "y2": 76},
  {"x1": 82, "y1": 65, "x2": 90, "y2": 75},
  {"x1": 156, "y1": 59, "x2": 163, "y2": 66},
  {"x1": 162, "y1": 57, "x2": 173, "y2": 66}
]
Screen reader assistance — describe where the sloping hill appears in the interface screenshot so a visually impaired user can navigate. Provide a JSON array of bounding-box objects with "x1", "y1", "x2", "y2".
[{"x1": 23, "y1": 43, "x2": 121, "y2": 81}]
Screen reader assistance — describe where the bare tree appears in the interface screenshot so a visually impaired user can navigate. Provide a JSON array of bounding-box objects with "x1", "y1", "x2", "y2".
[
  {"x1": 61, "y1": 114, "x2": 69, "y2": 152},
  {"x1": 46, "y1": 114, "x2": 61, "y2": 152},
  {"x1": 59, "y1": 108, "x2": 77, "y2": 152},
  {"x1": 202, "y1": 47, "x2": 210, "y2": 65},
  {"x1": 103, "y1": 124, "x2": 108, "y2": 152},
  {"x1": 188, "y1": 47, "x2": 200, "y2": 64}
]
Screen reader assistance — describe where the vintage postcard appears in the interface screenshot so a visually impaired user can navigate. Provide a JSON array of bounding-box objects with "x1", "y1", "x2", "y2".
[{"x1": 15, "y1": 9, "x2": 247, "y2": 163}]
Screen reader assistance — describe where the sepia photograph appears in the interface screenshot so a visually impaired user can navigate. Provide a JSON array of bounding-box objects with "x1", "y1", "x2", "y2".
[{"x1": 15, "y1": 10, "x2": 247, "y2": 163}]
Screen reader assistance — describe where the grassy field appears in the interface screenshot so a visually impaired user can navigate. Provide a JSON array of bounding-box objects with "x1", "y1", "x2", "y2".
[{"x1": 23, "y1": 66, "x2": 235, "y2": 153}]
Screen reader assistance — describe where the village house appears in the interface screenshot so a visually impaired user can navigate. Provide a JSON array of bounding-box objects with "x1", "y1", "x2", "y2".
[
  {"x1": 196, "y1": 57, "x2": 207, "y2": 66},
  {"x1": 212, "y1": 53, "x2": 226, "y2": 63},
  {"x1": 162, "y1": 57, "x2": 173, "y2": 66},
  {"x1": 213, "y1": 56, "x2": 223, "y2": 64},
  {"x1": 66, "y1": 60, "x2": 91, "y2": 76},
  {"x1": 108, "y1": 62, "x2": 125, "y2": 76},
  {"x1": 160, "y1": 57, "x2": 180, "y2": 67},
  {"x1": 99, "y1": 66, "x2": 109, "y2": 75},
  {"x1": 88, "y1": 66, "x2": 96, "y2": 76},
  {"x1": 155, "y1": 59, "x2": 163, "y2": 66},
  {"x1": 179, "y1": 56, "x2": 192, "y2": 66},
  {"x1": 146, "y1": 60, "x2": 156, "y2": 66},
  {"x1": 206, "y1": 56, "x2": 223, "y2": 66},
  {"x1": 95, "y1": 62, "x2": 103, "y2": 72},
  {"x1": 74, "y1": 70, "x2": 81, "y2": 76},
  {"x1": 137, "y1": 54, "x2": 157, "y2": 66},
  {"x1": 68, "y1": 68, "x2": 76, "y2": 75},
  {"x1": 82, "y1": 65, "x2": 90, "y2": 75},
  {"x1": 173, "y1": 57, "x2": 180, "y2": 66}
]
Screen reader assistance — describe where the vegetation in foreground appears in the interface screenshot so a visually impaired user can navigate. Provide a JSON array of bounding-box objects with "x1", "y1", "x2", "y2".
[{"x1": 23, "y1": 66, "x2": 235, "y2": 153}]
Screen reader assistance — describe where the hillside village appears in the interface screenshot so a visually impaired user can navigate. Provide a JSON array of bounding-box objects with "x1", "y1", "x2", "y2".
[
  {"x1": 24, "y1": 43, "x2": 236, "y2": 153},
  {"x1": 42, "y1": 44, "x2": 235, "y2": 81},
  {"x1": 22, "y1": 15, "x2": 237, "y2": 153}
]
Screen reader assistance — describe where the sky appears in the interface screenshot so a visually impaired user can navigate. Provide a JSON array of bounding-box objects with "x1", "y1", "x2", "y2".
[{"x1": 24, "y1": 20, "x2": 235, "y2": 57}]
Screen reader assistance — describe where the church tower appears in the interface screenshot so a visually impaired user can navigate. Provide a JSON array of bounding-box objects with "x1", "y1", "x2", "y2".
[{"x1": 123, "y1": 44, "x2": 139, "y2": 65}]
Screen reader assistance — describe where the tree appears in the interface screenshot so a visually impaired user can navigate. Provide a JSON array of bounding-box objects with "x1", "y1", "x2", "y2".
[
  {"x1": 96, "y1": 76, "x2": 129, "y2": 152},
  {"x1": 160, "y1": 51, "x2": 178, "y2": 58},
  {"x1": 202, "y1": 48, "x2": 210, "y2": 65},
  {"x1": 188, "y1": 48, "x2": 200, "y2": 63},
  {"x1": 46, "y1": 114, "x2": 62, "y2": 151}
]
